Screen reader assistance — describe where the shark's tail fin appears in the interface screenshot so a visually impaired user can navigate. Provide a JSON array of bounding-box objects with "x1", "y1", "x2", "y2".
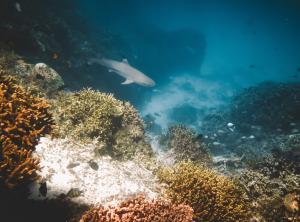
[{"x1": 87, "y1": 58, "x2": 100, "y2": 65}]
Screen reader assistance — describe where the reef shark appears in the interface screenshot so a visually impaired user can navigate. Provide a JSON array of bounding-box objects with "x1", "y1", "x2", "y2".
[{"x1": 89, "y1": 57, "x2": 155, "y2": 87}]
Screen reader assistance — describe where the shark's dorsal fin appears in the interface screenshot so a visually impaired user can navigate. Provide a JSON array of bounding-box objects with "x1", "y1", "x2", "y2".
[
  {"x1": 122, "y1": 79, "x2": 134, "y2": 85},
  {"x1": 122, "y1": 58, "x2": 129, "y2": 64}
]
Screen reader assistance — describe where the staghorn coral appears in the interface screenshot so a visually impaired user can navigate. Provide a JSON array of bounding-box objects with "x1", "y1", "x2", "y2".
[
  {"x1": 51, "y1": 88, "x2": 152, "y2": 159},
  {"x1": 0, "y1": 73, "x2": 53, "y2": 150},
  {"x1": 159, "y1": 125, "x2": 212, "y2": 165},
  {"x1": 79, "y1": 194, "x2": 194, "y2": 222},
  {"x1": 0, "y1": 72, "x2": 53, "y2": 189},
  {"x1": 158, "y1": 161, "x2": 250, "y2": 222},
  {"x1": 0, "y1": 140, "x2": 39, "y2": 189}
]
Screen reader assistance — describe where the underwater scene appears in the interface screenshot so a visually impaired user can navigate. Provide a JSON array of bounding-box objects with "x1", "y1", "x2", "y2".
[{"x1": 0, "y1": 0, "x2": 300, "y2": 221}]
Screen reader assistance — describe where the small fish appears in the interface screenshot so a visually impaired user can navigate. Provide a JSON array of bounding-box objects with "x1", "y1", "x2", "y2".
[
  {"x1": 39, "y1": 181, "x2": 47, "y2": 197},
  {"x1": 14, "y1": 2, "x2": 22, "y2": 12},
  {"x1": 154, "y1": 112, "x2": 161, "y2": 117},
  {"x1": 52, "y1": 53, "x2": 59, "y2": 60},
  {"x1": 88, "y1": 160, "x2": 99, "y2": 170},
  {"x1": 67, "y1": 162, "x2": 80, "y2": 169},
  {"x1": 227, "y1": 122, "x2": 234, "y2": 127},
  {"x1": 67, "y1": 188, "x2": 82, "y2": 198},
  {"x1": 297, "y1": 67, "x2": 300, "y2": 72},
  {"x1": 249, "y1": 64, "x2": 255, "y2": 69}
]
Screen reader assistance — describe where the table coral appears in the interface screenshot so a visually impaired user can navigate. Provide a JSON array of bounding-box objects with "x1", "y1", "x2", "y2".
[
  {"x1": 79, "y1": 195, "x2": 194, "y2": 222},
  {"x1": 158, "y1": 161, "x2": 250, "y2": 222}
]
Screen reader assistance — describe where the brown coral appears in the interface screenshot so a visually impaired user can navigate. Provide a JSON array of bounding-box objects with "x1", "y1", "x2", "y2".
[
  {"x1": 79, "y1": 195, "x2": 194, "y2": 222},
  {"x1": 158, "y1": 161, "x2": 250, "y2": 222},
  {"x1": 0, "y1": 72, "x2": 53, "y2": 189},
  {"x1": 160, "y1": 125, "x2": 212, "y2": 165},
  {"x1": 0, "y1": 72, "x2": 53, "y2": 150},
  {"x1": 0, "y1": 140, "x2": 39, "y2": 189}
]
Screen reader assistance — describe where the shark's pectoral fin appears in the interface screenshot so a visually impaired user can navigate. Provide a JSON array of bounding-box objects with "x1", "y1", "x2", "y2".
[
  {"x1": 122, "y1": 79, "x2": 134, "y2": 85},
  {"x1": 108, "y1": 69, "x2": 114, "y2": 72},
  {"x1": 122, "y1": 58, "x2": 129, "y2": 64}
]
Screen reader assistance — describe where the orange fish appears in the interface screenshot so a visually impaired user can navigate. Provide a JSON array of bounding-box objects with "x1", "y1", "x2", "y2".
[{"x1": 52, "y1": 53, "x2": 59, "y2": 60}]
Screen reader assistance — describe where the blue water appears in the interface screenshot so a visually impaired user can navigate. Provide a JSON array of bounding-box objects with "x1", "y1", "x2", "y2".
[{"x1": 74, "y1": 0, "x2": 300, "y2": 129}]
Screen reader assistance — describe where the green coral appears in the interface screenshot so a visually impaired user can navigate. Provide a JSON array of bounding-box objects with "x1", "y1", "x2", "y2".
[
  {"x1": 52, "y1": 88, "x2": 152, "y2": 159},
  {"x1": 158, "y1": 161, "x2": 251, "y2": 222},
  {"x1": 160, "y1": 125, "x2": 212, "y2": 165}
]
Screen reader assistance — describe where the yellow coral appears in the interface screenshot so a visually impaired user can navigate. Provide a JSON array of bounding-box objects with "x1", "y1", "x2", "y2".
[
  {"x1": 158, "y1": 161, "x2": 250, "y2": 222},
  {"x1": 284, "y1": 193, "x2": 299, "y2": 213},
  {"x1": 52, "y1": 88, "x2": 152, "y2": 159}
]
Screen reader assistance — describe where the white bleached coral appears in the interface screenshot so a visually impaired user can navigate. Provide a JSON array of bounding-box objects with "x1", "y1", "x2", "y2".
[{"x1": 29, "y1": 137, "x2": 161, "y2": 206}]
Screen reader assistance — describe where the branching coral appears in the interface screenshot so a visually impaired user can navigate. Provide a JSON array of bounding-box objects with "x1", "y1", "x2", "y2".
[
  {"x1": 0, "y1": 73, "x2": 53, "y2": 150},
  {"x1": 51, "y1": 88, "x2": 152, "y2": 159},
  {"x1": 0, "y1": 140, "x2": 39, "y2": 189},
  {"x1": 0, "y1": 72, "x2": 53, "y2": 189},
  {"x1": 79, "y1": 195, "x2": 194, "y2": 222},
  {"x1": 158, "y1": 161, "x2": 250, "y2": 222},
  {"x1": 237, "y1": 169, "x2": 300, "y2": 222},
  {"x1": 160, "y1": 125, "x2": 212, "y2": 165}
]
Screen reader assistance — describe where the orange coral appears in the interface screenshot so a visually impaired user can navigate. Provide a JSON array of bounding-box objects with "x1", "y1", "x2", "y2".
[
  {"x1": 0, "y1": 72, "x2": 53, "y2": 189},
  {"x1": 0, "y1": 140, "x2": 39, "y2": 189},
  {"x1": 79, "y1": 195, "x2": 194, "y2": 222},
  {"x1": 0, "y1": 72, "x2": 53, "y2": 150},
  {"x1": 284, "y1": 193, "x2": 299, "y2": 213}
]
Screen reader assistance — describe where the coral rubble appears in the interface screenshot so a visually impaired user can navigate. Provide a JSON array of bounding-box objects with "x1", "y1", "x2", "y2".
[
  {"x1": 30, "y1": 137, "x2": 161, "y2": 205},
  {"x1": 79, "y1": 194, "x2": 194, "y2": 222}
]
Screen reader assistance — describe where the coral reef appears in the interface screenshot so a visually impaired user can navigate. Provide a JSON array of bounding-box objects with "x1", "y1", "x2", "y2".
[
  {"x1": 0, "y1": 49, "x2": 65, "y2": 98},
  {"x1": 79, "y1": 195, "x2": 194, "y2": 222},
  {"x1": 0, "y1": 73, "x2": 53, "y2": 150},
  {"x1": 0, "y1": 72, "x2": 53, "y2": 189},
  {"x1": 51, "y1": 88, "x2": 152, "y2": 159},
  {"x1": 0, "y1": 140, "x2": 39, "y2": 189},
  {"x1": 158, "y1": 161, "x2": 250, "y2": 222},
  {"x1": 28, "y1": 63, "x2": 64, "y2": 97},
  {"x1": 237, "y1": 169, "x2": 300, "y2": 222},
  {"x1": 159, "y1": 125, "x2": 212, "y2": 165},
  {"x1": 229, "y1": 81, "x2": 300, "y2": 132}
]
